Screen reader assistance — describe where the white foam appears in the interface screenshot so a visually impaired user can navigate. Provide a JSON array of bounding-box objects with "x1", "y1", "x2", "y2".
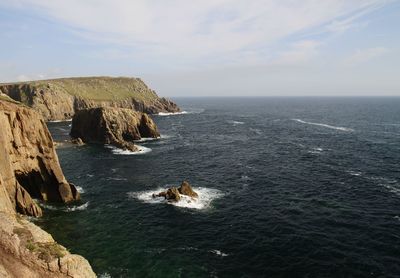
[
  {"x1": 105, "y1": 144, "x2": 152, "y2": 155},
  {"x1": 228, "y1": 120, "x2": 244, "y2": 126},
  {"x1": 292, "y1": 119, "x2": 354, "y2": 132},
  {"x1": 134, "y1": 137, "x2": 160, "y2": 142},
  {"x1": 39, "y1": 201, "x2": 89, "y2": 212},
  {"x1": 65, "y1": 202, "x2": 89, "y2": 212},
  {"x1": 210, "y1": 250, "x2": 229, "y2": 257},
  {"x1": 99, "y1": 273, "x2": 112, "y2": 278},
  {"x1": 347, "y1": 171, "x2": 362, "y2": 176},
  {"x1": 309, "y1": 147, "x2": 324, "y2": 154},
  {"x1": 47, "y1": 118, "x2": 73, "y2": 123},
  {"x1": 76, "y1": 186, "x2": 85, "y2": 193},
  {"x1": 157, "y1": 111, "x2": 188, "y2": 116},
  {"x1": 128, "y1": 186, "x2": 224, "y2": 210}
]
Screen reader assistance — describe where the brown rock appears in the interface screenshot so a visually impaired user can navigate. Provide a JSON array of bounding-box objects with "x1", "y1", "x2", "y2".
[
  {"x1": 166, "y1": 187, "x2": 181, "y2": 202},
  {"x1": 0, "y1": 100, "x2": 80, "y2": 217},
  {"x1": 153, "y1": 187, "x2": 181, "y2": 202},
  {"x1": 178, "y1": 181, "x2": 198, "y2": 198},
  {"x1": 0, "y1": 212, "x2": 96, "y2": 277},
  {"x1": 70, "y1": 107, "x2": 160, "y2": 151}
]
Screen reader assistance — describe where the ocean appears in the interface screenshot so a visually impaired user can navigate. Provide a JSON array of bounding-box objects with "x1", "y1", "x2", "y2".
[{"x1": 38, "y1": 97, "x2": 400, "y2": 277}]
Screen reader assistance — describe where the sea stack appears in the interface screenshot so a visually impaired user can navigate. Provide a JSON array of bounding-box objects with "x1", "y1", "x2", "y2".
[{"x1": 70, "y1": 107, "x2": 160, "y2": 152}]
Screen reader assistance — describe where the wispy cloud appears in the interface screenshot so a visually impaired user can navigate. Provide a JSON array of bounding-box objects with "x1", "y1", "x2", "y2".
[
  {"x1": 0, "y1": 0, "x2": 391, "y2": 68},
  {"x1": 343, "y1": 47, "x2": 389, "y2": 66}
]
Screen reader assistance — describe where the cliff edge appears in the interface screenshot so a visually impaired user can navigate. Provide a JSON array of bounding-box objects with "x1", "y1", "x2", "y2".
[{"x1": 0, "y1": 76, "x2": 180, "y2": 121}]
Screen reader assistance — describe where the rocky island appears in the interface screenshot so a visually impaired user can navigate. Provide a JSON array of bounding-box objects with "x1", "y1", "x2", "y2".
[
  {"x1": 0, "y1": 76, "x2": 180, "y2": 121},
  {"x1": 0, "y1": 95, "x2": 95, "y2": 277}
]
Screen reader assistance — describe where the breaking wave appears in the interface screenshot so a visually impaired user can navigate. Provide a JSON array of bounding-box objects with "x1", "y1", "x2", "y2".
[
  {"x1": 292, "y1": 119, "x2": 354, "y2": 132},
  {"x1": 227, "y1": 120, "x2": 245, "y2": 126},
  {"x1": 105, "y1": 144, "x2": 152, "y2": 155},
  {"x1": 157, "y1": 111, "x2": 188, "y2": 116},
  {"x1": 128, "y1": 186, "x2": 224, "y2": 210},
  {"x1": 39, "y1": 202, "x2": 89, "y2": 212}
]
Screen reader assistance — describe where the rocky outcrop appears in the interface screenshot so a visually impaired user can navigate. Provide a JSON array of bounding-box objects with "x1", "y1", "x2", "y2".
[
  {"x1": 0, "y1": 212, "x2": 95, "y2": 278},
  {"x1": 0, "y1": 99, "x2": 95, "y2": 277},
  {"x1": 0, "y1": 100, "x2": 80, "y2": 217},
  {"x1": 153, "y1": 181, "x2": 198, "y2": 202},
  {"x1": 0, "y1": 77, "x2": 180, "y2": 121},
  {"x1": 70, "y1": 107, "x2": 160, "y2": 152},
  {"x1": 178, "y1": 181, "x2": 199, "y2": 198}
]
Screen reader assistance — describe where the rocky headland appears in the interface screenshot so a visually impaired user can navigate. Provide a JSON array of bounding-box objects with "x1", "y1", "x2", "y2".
[
  {"x1": 70, "y1": 107, "x2": 160, "y2": 152},
  {"x1": 0, "y1": 97, "x2": 95, "y2": 277},
  {"x1": 0, "y1": 76, "x2": 180, "y2": 121}
]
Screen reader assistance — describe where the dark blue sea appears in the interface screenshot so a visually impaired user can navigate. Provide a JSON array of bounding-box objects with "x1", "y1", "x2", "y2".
[{"x1": 39, "y1": 97, "x2": 400, "y2": 277}]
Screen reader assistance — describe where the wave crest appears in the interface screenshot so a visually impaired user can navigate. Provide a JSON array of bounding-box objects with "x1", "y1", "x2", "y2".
[{"x1": 292, "y1": 119, "x2": 354, "y2": 132}]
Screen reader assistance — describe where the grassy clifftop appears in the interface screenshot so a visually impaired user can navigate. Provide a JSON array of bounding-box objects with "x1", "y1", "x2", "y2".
[{"x1": 0, "y1": 76, "x2": 159, "y2": 102}]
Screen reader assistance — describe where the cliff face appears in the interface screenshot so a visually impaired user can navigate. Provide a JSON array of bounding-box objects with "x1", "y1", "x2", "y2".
[
  {"x1": 0, "y1": 77, "x2": 180, "y2": 121},
  {"x1": 0, "y1": 100, "x2": 80, "y2": 217},
  {"x1": 70, "y1": 107, "x2": 160, "y2": 152},
  {"x1": 0, "y1": 99, "x2": 95, "y2": 277}
]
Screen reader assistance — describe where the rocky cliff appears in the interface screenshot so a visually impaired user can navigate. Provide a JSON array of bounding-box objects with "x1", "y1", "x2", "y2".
[
  {"x1": 70, "y1": 107, "x2": 160, "y2": 152},
  {"x1": 0, "y1": 100, "x2": 79, "y2": 217},
  {"x1": 0, "y1": 76, "x2": 180, "y2": 121},
  {"x1": 0, "y1": 98, "x2": 95, "y2": 277}
]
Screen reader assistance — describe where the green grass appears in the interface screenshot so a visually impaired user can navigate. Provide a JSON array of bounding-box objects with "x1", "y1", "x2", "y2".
[
  {"x1": 0, "y1": 76, "x2": 160, "y2": 102},
  {"x1": 26, "y1": 240, "x2": 66, "y2": 262},
  {"x1": 0, "y1": 94, "x2": 20, "y2": 104}
]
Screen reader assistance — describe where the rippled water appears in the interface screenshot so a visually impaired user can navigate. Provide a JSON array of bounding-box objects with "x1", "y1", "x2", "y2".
[{"x1": 39, "y1": 97, "x2": 400, "y2": 277}]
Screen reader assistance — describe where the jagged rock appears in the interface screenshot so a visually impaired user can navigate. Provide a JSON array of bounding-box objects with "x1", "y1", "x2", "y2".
[
  {"x1": 178, "y1": 181, "x2": 198, "y2": 198},
  {"x1": 0, "y1": 100, "x2": 80, "y2": 217},
  {"x1": 153, "y1": 181, "x2": 198, "y2": 202},
  {"x1": 70, "y1": 107, "x2": 160, "y2": 152},
  {"x1": 0, "y1": 76, "x2": 180, "y2": 121}
]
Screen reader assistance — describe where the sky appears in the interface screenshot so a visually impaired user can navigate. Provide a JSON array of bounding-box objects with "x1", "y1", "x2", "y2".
[{"x1": 0, "y1": 0, "x2": 399, "y2": 96}]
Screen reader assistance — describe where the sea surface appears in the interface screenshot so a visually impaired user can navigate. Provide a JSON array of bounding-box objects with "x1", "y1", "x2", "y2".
[{"x1": 39, "y1": 97, "x2": 400, "y2": 277}]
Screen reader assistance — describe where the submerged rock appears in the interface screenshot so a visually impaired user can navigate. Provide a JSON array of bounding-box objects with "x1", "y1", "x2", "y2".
[{"x1": 70, "y1": 107, "x2": 160, "y2": 152}]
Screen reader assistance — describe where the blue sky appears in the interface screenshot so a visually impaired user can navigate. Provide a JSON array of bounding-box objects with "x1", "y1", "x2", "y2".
[{"x1": 0, "y1": 0, "x2": 399, "y2": 96}]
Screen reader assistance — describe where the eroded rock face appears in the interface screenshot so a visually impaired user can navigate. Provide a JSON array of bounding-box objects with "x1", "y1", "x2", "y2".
[
  {"x1": 0, "y1": 100, "x2": 80, "y2": 217},
  {"x1": 70, "y1": 107, "x2": 160, "y2": 152},
  {"x1": 0, "y1": 77, "x2": 180, "y2": 121}
]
